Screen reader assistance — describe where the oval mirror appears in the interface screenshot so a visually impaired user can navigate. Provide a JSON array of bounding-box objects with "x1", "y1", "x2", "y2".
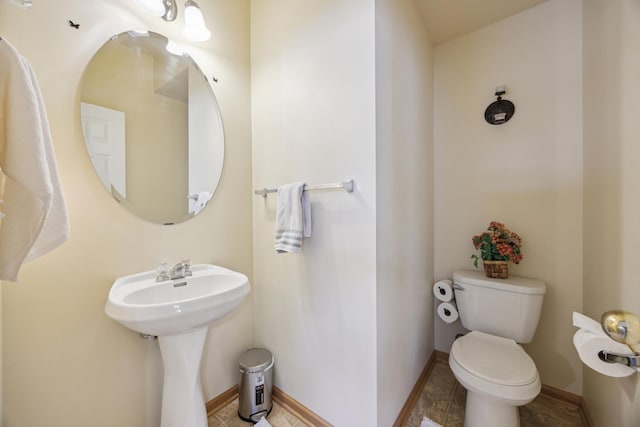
[{"x1": 79, "y1": 30, "x2": 224, "y2": 225}]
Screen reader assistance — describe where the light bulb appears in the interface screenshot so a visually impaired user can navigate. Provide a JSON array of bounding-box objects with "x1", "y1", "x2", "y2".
[
  {"x1": 136, "y1": 0, "x2": 166, "y2": 17},
  {"x1": 183, "y1": 0, "x2": 211, "y2": 42}
]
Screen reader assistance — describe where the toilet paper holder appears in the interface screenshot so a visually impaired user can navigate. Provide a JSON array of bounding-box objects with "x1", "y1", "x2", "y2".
[
  {"x1": 598, "y1": 310, "x2": 640, "y2": 370},
  {"x1": 598, "y1": 350, "x2": 640, "y2": 368}
]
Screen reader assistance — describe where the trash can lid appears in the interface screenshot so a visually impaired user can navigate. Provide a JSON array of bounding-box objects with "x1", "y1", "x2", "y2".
[{"x1": 239, "y1": 348, "x2": 274, "y2": 372}]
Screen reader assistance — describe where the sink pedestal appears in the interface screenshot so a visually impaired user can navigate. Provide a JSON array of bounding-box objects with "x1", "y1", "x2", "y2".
[
  {"x1": 105, "y1": 264, "x2": 250, "y2": 425},
  {"x1": 158, "y1": 327, "x2": 208, "y2": 427}
]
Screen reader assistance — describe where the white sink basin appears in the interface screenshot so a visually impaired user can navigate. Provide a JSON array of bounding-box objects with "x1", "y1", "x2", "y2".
[
  {"x1": 105, "y1": 264, "x2": 250, "y2": 336},
  {"x1": 105, "y1": 264, "x2": 250, "y2": 427}
]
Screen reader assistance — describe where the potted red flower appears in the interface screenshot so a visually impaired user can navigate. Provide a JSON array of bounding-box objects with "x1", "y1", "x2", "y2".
[{"x1": 471, "y1": 221, "x2": 523, "y2": 279}]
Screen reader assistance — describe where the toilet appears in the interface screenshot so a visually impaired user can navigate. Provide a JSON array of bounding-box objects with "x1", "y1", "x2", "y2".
[{"x1": 449, "y1": 270, "x2": 546, "y2": 427}]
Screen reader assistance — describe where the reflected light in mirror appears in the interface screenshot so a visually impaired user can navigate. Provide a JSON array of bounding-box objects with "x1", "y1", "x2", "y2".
[
  {"x1": 166, "y1": 40, "x2": 186, "y2": 56},
  {"x1": 129, "y1": 29, "x2": 150, "y2": 37}
]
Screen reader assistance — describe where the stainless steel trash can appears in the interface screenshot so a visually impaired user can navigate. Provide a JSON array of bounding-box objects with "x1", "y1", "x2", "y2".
[{"x1": 238, "y1": 348, "x2": 274, "y2": 422}]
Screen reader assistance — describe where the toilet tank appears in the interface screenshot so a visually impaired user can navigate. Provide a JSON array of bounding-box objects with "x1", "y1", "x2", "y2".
[{"x1": 452, "y1": 270, "x2": 546, "y2": 343}]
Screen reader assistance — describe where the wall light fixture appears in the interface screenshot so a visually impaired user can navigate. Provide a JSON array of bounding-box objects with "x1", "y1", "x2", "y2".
[
  {"x1": 182, "y1": 0, "x2": 211, "y2": 41},
  {"x1": 484, "y1": 86, "x2": 515, "y2": 125},
  {"x1": 136, "y1": 0, "x2": 210, "y2": 42}
]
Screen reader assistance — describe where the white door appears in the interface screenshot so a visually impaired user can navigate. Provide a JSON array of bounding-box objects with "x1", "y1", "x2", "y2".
[
  {"x1": 80, "y1": 102, "x2": 126, "y2": 198},
  {"x1": 187, "y1": 68, "x2": 223, "y2": 213}
]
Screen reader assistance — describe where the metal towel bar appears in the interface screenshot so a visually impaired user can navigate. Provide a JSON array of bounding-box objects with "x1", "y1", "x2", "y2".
[{"x1": 254, "y1": 179, "x2": 354, "y2": 198}]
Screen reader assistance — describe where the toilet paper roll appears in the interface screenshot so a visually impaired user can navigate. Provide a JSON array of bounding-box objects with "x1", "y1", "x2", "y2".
[
  {"x1": 437, "y1": 301, "x2": 459, "y2": 324},
  {"x1": 433, "y1": 279, "x2": 454, "y2": 302},
  {"x1": 573, "y1": 329, "x2": 636, "y2": 377},
  {"x1": 572, "y1": 312, "x2": 606, "y2": 336}
]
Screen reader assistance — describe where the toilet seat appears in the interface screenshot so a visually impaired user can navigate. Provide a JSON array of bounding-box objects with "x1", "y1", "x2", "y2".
[
  {"x1": 452, "y1": 330, "x2": 537, "y2": 385},
  {"x1": 450, "y1": 331, "x2": 541, "y2": 405}
]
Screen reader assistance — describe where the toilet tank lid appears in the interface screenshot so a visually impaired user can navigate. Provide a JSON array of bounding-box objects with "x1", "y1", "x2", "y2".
[{"x1": 453, "y1": 270, "x2": 546, "y2": 295}]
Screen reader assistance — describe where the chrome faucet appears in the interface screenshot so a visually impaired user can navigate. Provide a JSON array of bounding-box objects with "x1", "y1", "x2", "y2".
[
  {"x1": 155, "y1": 260, "x2": 193, "y2": 282},
  {"x1": 156, "y1": 262, "x2": 171, "y2": 282},
  {"x1": 169, "y1": 259, "x2": 192, "y2": 280}
]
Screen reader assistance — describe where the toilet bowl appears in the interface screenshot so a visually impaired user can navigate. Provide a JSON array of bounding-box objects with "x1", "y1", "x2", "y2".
[
  {"x1": 449, "y1": 331, "x2": 541, "y2": 427},
  {"x1": 448, "y1": 270, "x2": 546, "y2": 426}
]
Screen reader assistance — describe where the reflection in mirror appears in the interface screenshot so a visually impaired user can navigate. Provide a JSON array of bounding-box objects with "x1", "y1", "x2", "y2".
[{"x1": 80, "y1": 30, "x2": 224, "y2": 225}]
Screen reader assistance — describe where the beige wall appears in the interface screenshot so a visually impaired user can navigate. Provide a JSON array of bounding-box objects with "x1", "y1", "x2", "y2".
[
  {"x1": 583, "y1": 0, "x2": 640, "y2": 425},
  {"x1": 8, "y1": 0, "x2": 640, "y2": 425},
  {"x1": 251, "y1": 0, "x2": 379, "y2": 425},
  {"x1": 0, "y1": 288, "x2": 2, "y2": 420},
  {"x1": 0, "y1": 1, "x2": 253, "y2": 426},
  {"x1": 375, "y1": 0, "x2": 434, "y2": 425},
  {"x1": 251, "y1": 1, "x2": 435, "y2": 425},
  {"x1": 433, "y1": 0, "x2": 584, "y2": 395}
]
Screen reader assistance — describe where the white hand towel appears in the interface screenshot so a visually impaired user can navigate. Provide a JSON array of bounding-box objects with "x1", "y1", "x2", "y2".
[
  {"x1": 254, "y1": 417, "x2": 272, "y2": 427},
  {"x1": 274, "y1": 182, "x2": 311, "y2": 253},
  {"x1": 420, "y1": 416, "x2": 443, "y2": 427},
  {"x1": 0, "y1": 38, "x2": 70, "y2": 281}
]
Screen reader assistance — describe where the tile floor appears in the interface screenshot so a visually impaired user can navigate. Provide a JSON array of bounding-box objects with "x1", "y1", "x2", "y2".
[
  {"x1": 208, "y1": 398, "x2": 309, "y2": 427},
  {"x1": 208, "y1": 358, "x2": 585, "y2": 427},
  {"x1": 406, "y1": 358, "x2": 586, "y2": 427}
]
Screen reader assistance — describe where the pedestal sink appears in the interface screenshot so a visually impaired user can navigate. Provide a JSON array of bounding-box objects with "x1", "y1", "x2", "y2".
[{"x1": 105, "y1": 264, "x2": 250, "y2": 427}]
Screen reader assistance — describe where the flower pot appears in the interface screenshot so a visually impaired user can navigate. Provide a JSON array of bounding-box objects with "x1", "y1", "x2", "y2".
[{"x1": 483, "y1": 260, "x2": 508, "y2": 279}]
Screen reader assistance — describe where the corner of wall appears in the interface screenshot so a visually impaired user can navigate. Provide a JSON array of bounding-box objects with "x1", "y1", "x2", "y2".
[{"x1": 374, "y1": 0, "x2": 435, "y2": 425}]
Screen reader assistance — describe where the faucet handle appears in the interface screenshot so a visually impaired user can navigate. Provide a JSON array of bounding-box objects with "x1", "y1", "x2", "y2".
[
  {"x1": 156, "y1": 262, "x2": 170, "y2": 282},
  {"x1": 182, "y1": 259, "x2": 193, "y2": 276}
]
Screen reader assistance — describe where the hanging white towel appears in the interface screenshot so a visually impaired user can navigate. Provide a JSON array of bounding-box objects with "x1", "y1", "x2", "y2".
[
  {"x1": 274, "y1": 182, "x2": 311, "y2": 253},
  {"x1": 0, "y1": 38, "x2": 70, "y2": 281}
]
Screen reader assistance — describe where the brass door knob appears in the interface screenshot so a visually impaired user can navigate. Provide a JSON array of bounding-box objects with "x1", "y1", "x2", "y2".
[{"x1": 601, "y1": 310, "x2": 640, "y2": 352}]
